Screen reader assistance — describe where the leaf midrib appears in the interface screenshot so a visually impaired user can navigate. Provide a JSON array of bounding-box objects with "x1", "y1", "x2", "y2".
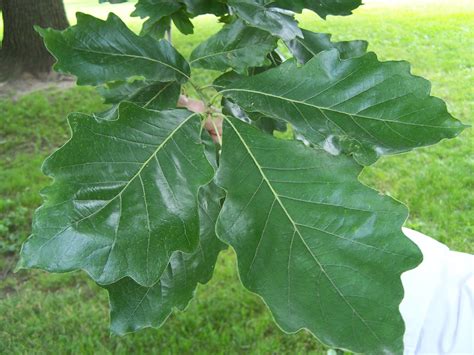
[
  {"x1": 224, "y1": 116, "x2": 381, "y2": 342},
  {"x1": 190, "y1": 45, "x2": 269, "y2": 65},
  {"x1": 65, "y1": 44, "x2": 190, "y2": 80},
  {"x1": 36, "y1": 112, "x2": 199, "y2": 260},
  {"x1": 220, "y1": 88, "x2": 453, "y2": 129}
]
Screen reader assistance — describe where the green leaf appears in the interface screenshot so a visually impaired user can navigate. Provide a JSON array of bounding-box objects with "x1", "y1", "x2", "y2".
[
  {"x1": 252, "y1": 115, "x2": 287, "y2": 134},
  {"x1": 99, "y1": 0, "x2": 128, "y2": 3},
  {"x1": 181, "y1": 0, "x2": 227, "y2": 16},
  {"x1": 190, "y1": 20, "x2": 278, "y2": 74},
  {"x1": 146, "y1": 16, "x2": 173, "y2": 39},
  {"x1": 37, "y1": 13, "x2": 190, "y2": 85},
  {"x1": 106, "y1": 182, "x2": 226, "y2": 335},
  {"x1": 275, "y1": 0, "x2": 362, "y2": 18},
  {"x1": 171, "y1": 9, "x2": 195, "y2": 35},
  {"x1": 132, "y1": 0, "x2": 226, "y2": 36},
  {"x1": 132, "y1": 0, "x2": 195, "y2": 36},
  {"x1": 287, "y1": 29, "x2": 368, "y2": 63},
  {"x1": 216, "y1": 116, "x2": 422, "y2": 353},
  {"x1": 250, "y1": 50, "x2": 285, "y2": 75},
  {"x1": 18, "y1": 103, "x2": 214, "y2": 287},
  {"x1": 98, "y1": 81, "x2": 180, "y2": 108},
  {"x1": 228, "y1": 0, "x2": 302, "y2": 41},
  {"x1": 132, "y1": 0, "x2": 181, "y2": 23},
  {"x1": 221, "y1": 49, "x2": 466, "y2": 165},
  {"x1": 222, "y1": 98, "x2": 287, "y2": 135},
  {"x1": 97, "y1": 80, "x2": 181, "y2": 119}
]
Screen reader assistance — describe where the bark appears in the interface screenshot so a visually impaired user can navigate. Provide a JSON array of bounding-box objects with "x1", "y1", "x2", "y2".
[{"x1": 0, "y1": 0, "x2": 69, "y2": 79}]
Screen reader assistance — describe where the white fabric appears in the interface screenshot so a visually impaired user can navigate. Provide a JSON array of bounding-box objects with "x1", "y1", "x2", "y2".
[{"x1": 400, "y1": 228, "x2": 474, "y2": 355}]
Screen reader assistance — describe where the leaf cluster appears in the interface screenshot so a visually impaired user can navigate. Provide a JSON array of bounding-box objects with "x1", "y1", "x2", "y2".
[{"x1": 18, "y1": 1, "x2": 466, "y2": 353}]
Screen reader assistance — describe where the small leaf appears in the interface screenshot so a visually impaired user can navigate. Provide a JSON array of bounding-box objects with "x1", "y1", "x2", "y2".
[
  {"x1": 221, "y1": 49, "x2": 466, "y2": 164},
  {"x1": 216, "y1": 116, "x2": 421, "y2": 353},
  {"x1": 171, "y1": 9, "x2": 195, "y2": 35},
  {"x1": 132, "y1": 0, "x2": 181, "y2": 25},
  {"x1": 132, "y1": 0, "x2": 226, "y2": 37},
  {"x1": 228, "y1": 0, "x2": 302, "y2": 41},
  {"x1": 18, "y1": 103, "x2": 214, "y2": 287},
  {"x1": 106, "y1": 182, "x2": 226, "y2": 335},
  {"x1": 287, "y1": 29, "x2": 368, "y2": 63},
  {"x1": 275, "y1": 0, "x2": 362, "y2": 18},
  {"x1": 37, "y1": 13, "x2": 190, "y2": 85},
  {"x1": 190, "y1": 20, "x2": 278, "y2": 74},
  {"x1": 181, "y1": 0, "x2": 227, "y2": 16},
  {"x1": 145, "y1": 16, "x2": 172, "y2": 39}
]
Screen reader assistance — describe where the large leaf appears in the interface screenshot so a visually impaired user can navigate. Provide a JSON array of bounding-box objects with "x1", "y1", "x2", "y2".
[
  {"x1": 190, "y1": 20, "x2": 278, "y2": 74},
  {"x1": 37, "y1": 13, "x2": 190, "y2": 85},
  {"x1": 287, "y1": 29, "x2": 368, "y2": 63},
  {"x1": 221, "y1": 49, "x2": 466, "y2": 165},
  {"x1": 98, "y1": 80, "x2": 180, "y2": 107},
  {"x1": 215, "y1": 56, "x2": 288, "y2": 135},
  {"x1": 275, "y1": 0, "x2": 362, "y2": 18},
  {"x1": 97, "y1": 80, "x2": 181, "y2": 118},
  {"x1": 216, "y1": 116, "x2": 421, "y2": 353},
  {"x1": 106, "y1": 182, "x2": 226, "y2": 335},
  {"x1": 228, "y1": 0, "x2": 302, "y2": 41},
  {"x1": 18, "y1": 103, "x2": 214, "y2": 287}
]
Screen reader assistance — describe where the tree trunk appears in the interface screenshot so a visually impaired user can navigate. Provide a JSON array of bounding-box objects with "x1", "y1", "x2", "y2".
[{"x1": 0, "y1": 0, "x2": 69, "y2": 79}]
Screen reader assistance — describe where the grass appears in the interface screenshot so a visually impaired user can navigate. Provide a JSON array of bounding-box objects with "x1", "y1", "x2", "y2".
[{"x1": 1, "y1": 0, "x2": 473, "y2": 353}]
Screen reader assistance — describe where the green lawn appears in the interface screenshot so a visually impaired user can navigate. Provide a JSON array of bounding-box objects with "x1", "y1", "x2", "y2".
[{"x1": 1, "y1": 1, "x2": 473, "y2": 353}]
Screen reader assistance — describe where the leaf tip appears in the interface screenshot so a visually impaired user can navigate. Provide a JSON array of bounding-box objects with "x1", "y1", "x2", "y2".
[{"x1": 33, "y1": 25, "x2": 47, "y2": 37}]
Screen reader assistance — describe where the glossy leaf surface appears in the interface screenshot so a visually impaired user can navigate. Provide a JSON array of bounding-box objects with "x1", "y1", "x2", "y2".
[
  {"x1": 18, "y1": 103, "x2": 214, "y2": 287},
  {"x1": 190, "y1": 20, "x2": 278, "y2": 74},
  {"x1": 287, "y1": 29, "x2": 368, "y2": 63},
  {"x1": 38, "y1": 13, "x2": 190, "y2": 85},
  {"x1": 106, "y1": 182, "x2": 226, "y2": 334},
  {"x1": 222, "y1": 49, "x2": 465, "y2": 164},
  {"x1": 228, "y1": 0, "x2": 302, "y2": 41},
  {"x1": 99, "y1": 81, "x2": 180, "y2": 107},
  {"x1": 181, "y1": 0, "x2": 227, "y2": 16},
  {"x1": 97, "y1": 81, "x2": 181, "y2": 118},
  {"x1": 216, "y1": 116, "x2": 421, "y2": 353},
  {"x1": 275, "y1": 0, "x2": 362, "y2": 18},
  {"x1": 20, "y1": 2, "x2": 469, "y2": 351},
  {"x1": 222, "y1": 98, "x2": 287, "y2": 135}
]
